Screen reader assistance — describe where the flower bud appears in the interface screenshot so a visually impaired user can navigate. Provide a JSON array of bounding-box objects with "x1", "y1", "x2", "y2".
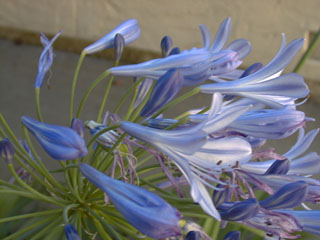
[
  {"x1": 223, "y1": 231, "x2": 241, "y2": 240},
  {"x1": 140, "y1": 69, "x2": 183, "y2": 117},
  {"x1": 260, "y1": 181, "x2": 308, "y2": 209},
  {"x1": 186, "y1": 231, "x2": 201, "y2": 240},
  {"x1": 220, "y1": 198, "x2": 259, "y2": 221},
  {"x1": 71, "y1": 118, "x2": 86, "y2": 138},
  {"x1": 22, "y1": 116, "x2": 88, "y2": 160},
  {"x1": 161, "y1": 36, "x2": 173, "y2": 57},
  {"x1": 64, "y1": 224, "x2": 80, "y2": 240},
  {"x1": 0, "y1": 138, "x2": 14, "y2": 164},
  {"x1": 169, "y1": 47, "x2": 180, "y2": 56},
  {"x1": 80, "y1": 163, "x2": 182, "y2": 239},
  {"x1": 114, "y1": 33, "x2": 125, "y2": 62},
  {"x1": 264, "y1": 159, "x2": 290, "y2": 175}
]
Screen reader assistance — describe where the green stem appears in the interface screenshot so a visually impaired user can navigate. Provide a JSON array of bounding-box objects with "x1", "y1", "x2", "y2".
[
  {"x1": 69, "y1": 50, "x2": 87, "y2": 123},
  {"x1": 294, "y1": 28, "x2": 320, "y2": 73},
  {"x1": 96, "y1": 61, "x2": 119, "y2": 122},
  {"x1": 113, "y1": 77, "x2": 145, "y2": 114},
  {"x1": 75, "y1": 70, "x2": 110, "y2": 119},
  {"x1": 8, "y1": 164, "x2": 67, "y2": 207},
  {"x1": 2, "y1": 215, "x2": 56, "y2": 240},
  {"x1": 29, "y1": 217, "x2": 62, "y2": 240},
  {"x1": 85, "y1": 207, "x2": 122, "y2": 240},
  {"x1": 35, "y1": 88, "x2": 43, "y2": 122},
  {"x1": 0, "y1": 209, "x2": 62, "y2": 224},
  {"x1": 211, "y1": 220, "x2": 221, "y2": 240},
  {"x1": 63, "y1": 204, "x2": 79, "y2": 223}
]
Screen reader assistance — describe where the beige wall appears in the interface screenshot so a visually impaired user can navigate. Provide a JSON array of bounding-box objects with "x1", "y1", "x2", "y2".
[{"x1": 0, "y1": 0, "x2": 319, "y2": 80}]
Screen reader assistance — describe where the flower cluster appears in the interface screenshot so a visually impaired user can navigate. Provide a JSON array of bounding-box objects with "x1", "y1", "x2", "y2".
[{"x1": 0, "y1": 17, "x2": 319, "y2": 240}]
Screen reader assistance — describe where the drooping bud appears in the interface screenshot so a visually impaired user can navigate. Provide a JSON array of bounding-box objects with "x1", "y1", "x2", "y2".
[
  {"x1": 161, "y1": 36, "x2": 173, "y2": 57},
  {"x1": 264, "y1": 159, "x2": 290, "y2": 175},
  {"x1": 213, "y1": 184, "x2": 231, "y2": 207},
  {"x1": 64, "y1": 224, "x2": 80, "y2": 240},
  {"x1": 86, "y1": 120, "x2": 119, "y2": 148},
  {"x1": 133, "y1": 78, "x2": 154, "y2": 109},
  {"x1": 260, "y1": 181, "x2": 308, "y2": 210},
  {"x1": 223, "y1": 231, "x2": 241, "y2": 240},
  {"x1": 220, "y1": 198, "x2": 259, "y2": 221},
  {"x1": 114, "y1": 33, "x2": 125, "y2": 62},
  {"x1": 169, "y1": 47, "x2": 180, "y2": 56},
  {"x1": 0, "y1": 138, "x2": 14, "y2": 164},
  {"x1": 84, "y1": 19, "x2": 140, "y2": 54},
  {"x1": 240, "y1": 62, "x2": 263, "y2": 78},
  {"x1": 140, "y1": 69, "x2": 183, "y2": 117},
  {"x1": 79, "y1": 163, "x2": 182, "y2": 239},
  {"x1": 71, "y1": 118, "x2": 86, "y2": 138},
  {"x1": 22, "y1": 116, "x2": 88, "y2": 160}
]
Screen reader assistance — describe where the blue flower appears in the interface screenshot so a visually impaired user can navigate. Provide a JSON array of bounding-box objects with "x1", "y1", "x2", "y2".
[
  {"x1": 161, "y1": 35, "x2": 173, "y2": 57},
  {"x1": 0, "y1": 138, "x2": 14, "y2": 164},
  {"x1": 200, "y1": 36, "x2": 309, "y2": 108},
  {"x1": 277, "y1": 210, "x2": 320, "y2": 236},
  {"x1": 109, "y1": 18, "x2": 250, "y2": 86},
  {"x1": 21, "y1": 116, "x2": 88, "y2": 160},
  {"x1": 64, "y1": 224, "x2": 80, "y2": 240},
  {"x1": 120, "y1": 93, "x2": 252, "y2": 220},
  {"x1": 241, "y1": 128, "x2": 320, "y2": 175},
  {"x1": 84, "y1": 19, "x2": 140, "y2": 54},
  {"x1": 223, "y1": 231, "x2": 241, "y2": 240},
  {"x1": 35, "y1": 31, "x2": 61, "y2": 88},
  {"x1": 219, "y1": 198, "x2": 260, "y2": 221},
  {"x1": 140, "y1": 69, "x2": 184, "y2": 117},
  {"x1": 79, "y1": 163, "x2": 182, "y2": 239}
]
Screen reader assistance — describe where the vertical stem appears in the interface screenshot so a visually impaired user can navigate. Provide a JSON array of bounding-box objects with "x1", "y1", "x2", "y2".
[
  {"x1": 96, "y1": 61, "x2": 119, "y2": 123},
  {"x1": 35, "y1": 88, "x2": 43, "y2": 122},
  {"x1": 69, "y1": 50, "x2": 87, "y2": 123},
  {"x1": 294, "y1": 28, "x2": 320, "y2": 73}
]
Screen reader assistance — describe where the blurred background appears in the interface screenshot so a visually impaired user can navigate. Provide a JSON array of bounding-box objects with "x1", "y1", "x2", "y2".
[{"x1": 0, "y1": 0, "x2": 319, "y2": 177}]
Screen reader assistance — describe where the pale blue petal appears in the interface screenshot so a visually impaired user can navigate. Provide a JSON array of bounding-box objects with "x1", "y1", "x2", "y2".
[{"x1": 210, "y1": 17, "x2": 231, "y2": 52}]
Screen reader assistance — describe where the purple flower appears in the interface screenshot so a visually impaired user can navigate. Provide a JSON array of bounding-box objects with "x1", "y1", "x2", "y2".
[
  {"x1": 140, "y1": 69, "x2": 184, "y2": 117},
  {"x1": 200, "y1": 36, "x2": 309, "y2": 108},
  {"x1": 223, "y1": 231, "x2": 241, "y2": 240},
  {"x1": 64, "y1": 224, "x2": 80, "y2": 240},
  {"x1": 120, "y1": 94, "x2": 252, "y2": 220},
  {"x1": 79, "y1": 163, "x2": 182, "y2": 239},
  {"x1": 161, "y1": 36, "x2": 173, "y2": 57},
  {"x1": 21, "y1": 116, "x2": 87, "y2": 160},
  {"x1": 35, "y1": 31, "x2": 61, "y2": 88},
  {"x1": 0, "y1": 138, "x2": 14, "y2": 164},
  {"x1": 84, "y1": 19, "x2": 140, "y2": 54},
  {"x1": 277, "y1": 210, "x2": 320, "y2": 236},
  {"x1": 219, "y1": 198, "x2": 260, "y2": 221},
  {"x1": 241, "y1": 128, "x2": 320, "y2": 175},
  {"x1": 70, "y1": 118, "x2": 86, "y2": 138},
  {"x1": 109, "y1": 18, "x2": 250, "y2": 86}
]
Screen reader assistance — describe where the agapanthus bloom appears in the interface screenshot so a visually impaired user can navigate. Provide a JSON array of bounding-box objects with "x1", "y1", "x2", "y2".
[
  {"x1": 120, "y1": 93, "x2": 252, "y2": 220},
  {"x1": 79, "y1": 163, "x2": 182, "y2": 239},
  {"x1": 109, "y1": 18, "x2": 251, "y2": 86},
  {"x1": 34, "y1": 31, "x2": 61, "y2": 88},
  {"x1": 200, "y1": 36, "x2": 309, "y2": 108},
  {"x1": 84, "y1": 19, "x2": 140, "y2": 54},
  {"x1": 64, "y1": 224, "x2": 80, "y2": 240},
  {"x1": 0, "y1": 138, "x2": 14, "y2": 164},
  {"x1": 22, "y1": 116, "x2": 88, "y2": 160}
]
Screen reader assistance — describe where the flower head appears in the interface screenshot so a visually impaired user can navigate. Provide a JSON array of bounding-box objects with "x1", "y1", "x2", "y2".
[
  {"x1": 84, "y1": 19, "x2": 140, "y2": 54},
  {"x1": 109, "y1": 18, "x2": 250, "y2": 86},
  {"x1": 79, "y1": 163, "x2": 182, "y2": 239},
  {"x1": 35, "y1": 31, "x2": 61, "y2": 88},
  {"x1": 21, "y1": 116, "x2": 88, "y2": 160}
]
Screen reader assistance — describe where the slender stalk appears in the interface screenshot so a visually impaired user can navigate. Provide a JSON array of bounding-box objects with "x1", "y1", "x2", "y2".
[
  {"x1": 29, "y1": 217, "x2": 62, "y2": 240},
  {"x1": 0, "y1": 209, "x2": 62, "y2": 224},
  {"x1": 113, "y1": 77, "x2": 145, "y2": 114},
  {"x1": 76, "y1": 70, "x2": 111, "y2": 119},
  {"x1": 63, "y1": 204, "x2": 80, "y2": 223},
  {"x1": 210, "y1": 220, "x2": 221, "y2": 240},
  {"x1": 8, "y1": 164, "x2": 67, "y2": 207},
  {"x1": 69, "y1": 50, "x2": 87, "y2": 123},
  {"x1": 294, "y1": 28, "x2": 320, "y2": 73},
  {"x1": 96, "y1": 61, "x2": 119, "y2": 122},
  {"x1": 2, "y1": 215, "x2": 57, "y2": 240},
  {"x1": 35, "y1": 88, "x2": 43, "y2": 122}
]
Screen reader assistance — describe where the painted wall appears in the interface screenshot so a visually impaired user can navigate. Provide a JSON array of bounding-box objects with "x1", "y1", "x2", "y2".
[{"x1": 0, "y1": 0, "x2": 319, "y2": 80}]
